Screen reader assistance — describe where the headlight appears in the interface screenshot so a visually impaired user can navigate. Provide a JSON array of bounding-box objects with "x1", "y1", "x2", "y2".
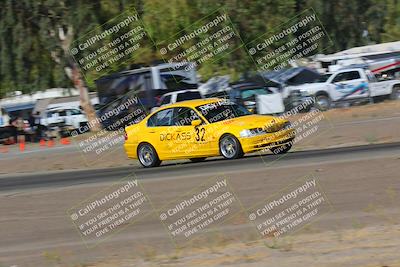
[
  {"x1": 282, "y1": 121, "x2": 292, "y2": 130},
  {"x1": 300, "y1": 89, "x2": 311, "y2": 96},
  {"x1": 239, "y1": 129, "x2": 252, "y2": 137},
  {"x1": 239, "y1": 128, "x2": 266, "y2": 137}
]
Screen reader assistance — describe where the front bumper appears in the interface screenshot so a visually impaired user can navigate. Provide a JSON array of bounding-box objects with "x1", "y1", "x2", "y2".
[
  {"x1": 288, "y1": 90, "x2": 314, "y2": 110},
  {"x1": 239, "y1": 128, "x2": 295, "y2": 153}
]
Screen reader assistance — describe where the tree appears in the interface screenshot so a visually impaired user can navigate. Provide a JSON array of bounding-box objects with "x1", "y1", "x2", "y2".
[
  {"x1": 39, "y1": 1, "x2": 102, "y2": 131},
  {"x1": 381, "y1": 0, "x2": 400, "y2": 42},
  {"x1": 1, "y1": 0, "x2": 399, "y2": 98},
  {"x1": 57, "y1": 26, "x2": 102, "y2": 132}
]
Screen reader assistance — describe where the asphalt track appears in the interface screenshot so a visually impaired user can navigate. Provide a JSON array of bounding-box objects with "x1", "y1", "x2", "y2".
[
  {"x1": 1, "y1": 142, "x2": 399, "y2": 191},
  {"x1": 1, "y1": 141, "x2": 400, "y2": 267}
]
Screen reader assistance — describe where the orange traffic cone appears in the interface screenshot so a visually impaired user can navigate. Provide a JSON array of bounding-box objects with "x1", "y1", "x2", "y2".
[
  {"x1": 60, "y1": 137, "x2": 71, "y2": 145},
  {"x1": 39, "y1": 139, "x2": 46, "y2": 147},
  {"x1": 19, "y1": 142, "x2": 25, "y2": 152},
  {"x1": 47, "y1": 139, "x2": 55, "y2": 147}
]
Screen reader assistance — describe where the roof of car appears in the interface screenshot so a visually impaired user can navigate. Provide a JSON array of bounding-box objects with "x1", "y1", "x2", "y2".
[
  {"x1": 46, "y1": 107, "x2": 72, "y2": 111},
  {"x1": 158, "y1": 98, "x2": 222, "y2": 109}
]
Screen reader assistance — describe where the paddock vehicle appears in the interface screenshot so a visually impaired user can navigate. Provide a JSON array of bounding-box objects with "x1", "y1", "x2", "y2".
[
  {"x1": 0, "y1": 107, "x2": 13, "y2": 142},
  {"x1": 124, "y1": 98, "x2": 295, "y2": 167},
  {"x1": 95, "y1": 62, "x2": 197, "y2": 128},
  {"x1": 151, "y1": 89, "x2": 204, "y2": 112},
  {"x1": 208, "y1": 82, "x2": 285, "y2": 115},
  {"x1": 42, "y1": 107, "x2": 88, "y2": 129},
  {"x1": 286, "y1": 68, "x2": 400, "y2": 110}
]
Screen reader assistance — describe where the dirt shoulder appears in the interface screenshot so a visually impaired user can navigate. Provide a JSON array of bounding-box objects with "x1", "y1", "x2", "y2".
[{"x1": 93, "y1": 224, "x2": 400, "y2": 267}]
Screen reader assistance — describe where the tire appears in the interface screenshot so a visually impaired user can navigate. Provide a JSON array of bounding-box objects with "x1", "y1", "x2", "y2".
[
  {"x1": 219, "y1": 134, "x2": 244, "y2": 159},
  {"x1": 190, "y1": 157, "x2": 207, "y2": 163},
  {"x1": 270, "y1": 143, "x2": 292, "y2": 155},
  {"x1": 390, "y1": 86, "x2": 400, "y2": 100},
  {"x1": 137, "y1": 143, "x2": 161, "y2": 168},
  {"x1": 300, "y1": 104, "x2": 312, "y2": 113},
  {"x1": 315, "y1": 94, "x2": 331, "y2": 111}
]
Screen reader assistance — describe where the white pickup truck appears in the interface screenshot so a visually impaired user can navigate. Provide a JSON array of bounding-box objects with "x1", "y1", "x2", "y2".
[{"x1": 286, "y1": 68, "x2": 400, "y2": 110}]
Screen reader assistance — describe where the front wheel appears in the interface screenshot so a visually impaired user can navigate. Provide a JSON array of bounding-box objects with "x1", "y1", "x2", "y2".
[
  {"x1": 315, "y1": 94, "x2": 331, "y2": 111},
  {"x1": 219, "y1": 134, "x2": 244, "y2": 159},
  {"x1": 390, "y1": 86, "x2": 400, "y2": 100},
  {"x1": 137, "y1": 143, "x2": 161, "y2": 168},
  {"x1": 270, "y1": 143, "x2": 292, "y2": 154}
]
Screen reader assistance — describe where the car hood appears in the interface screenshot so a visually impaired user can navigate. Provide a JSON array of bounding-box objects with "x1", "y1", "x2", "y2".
[
  {"x1": 212, "y1": 114, "x2": 286, "y2": 129},
  {"x1": 287, "y1": 82, "x2": 327, "y2": 91}
]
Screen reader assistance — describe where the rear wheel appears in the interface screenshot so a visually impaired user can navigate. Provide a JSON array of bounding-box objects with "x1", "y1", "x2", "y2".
[
  {"x1": 219, "y1": 134, "x2": 244, "y2": 159},
  {"x1": 315, "y1": 94, "x2": 331, "y2": 111},
  {"x1": 137, "y1": 143, "x2": 161, "y2": 168},
  {"x1": 190, "y1": 157, "x2": 206, "y2": 163},
  {"x1": 270, "y1": 143, "x2": 292, "y2": 154},
  {"x1": 390, "y1": 86, "x2": 400, "y2": 100}
]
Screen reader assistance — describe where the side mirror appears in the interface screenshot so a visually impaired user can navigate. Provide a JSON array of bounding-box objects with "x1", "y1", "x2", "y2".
[{"x1": 191, "y1": 119, "x2": 202, "y2": 127}]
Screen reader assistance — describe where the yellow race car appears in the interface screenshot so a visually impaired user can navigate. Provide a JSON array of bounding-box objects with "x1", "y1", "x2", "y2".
[{"x1": 124, "y1": 98, "x2": 295, "y2": 167}]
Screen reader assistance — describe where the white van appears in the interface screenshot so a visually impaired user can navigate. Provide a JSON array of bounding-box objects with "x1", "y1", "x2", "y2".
[{"x1": 151, "y1": 89, "x2": 204, "y2": 112}]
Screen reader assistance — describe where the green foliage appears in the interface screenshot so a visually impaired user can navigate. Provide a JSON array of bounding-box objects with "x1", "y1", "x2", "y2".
[
  {"x1": 0, "y1": 0, "x2": 399, "y2": 97},
  {"x1": 381, "y1": 0, "x2": 400, "y2": 41}
]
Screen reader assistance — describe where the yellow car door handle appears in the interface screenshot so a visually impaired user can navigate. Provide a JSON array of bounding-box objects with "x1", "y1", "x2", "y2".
[{"x1": 149, "y1": 130, "x2": 155, "y2": 133}]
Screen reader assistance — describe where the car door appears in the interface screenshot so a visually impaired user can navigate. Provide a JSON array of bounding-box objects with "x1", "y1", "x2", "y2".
[
  {"x1": 47, "y1": 110, "x2": 63, "y2": 126},
  {"x1": 70, "y1": 109, "x2": 86, "y2": 128},
  {"x1": 64, "y1": 110, "x2": 73, "y2": 127},
  {"x1": 45, "y1": 111, "x2": 55, "y2": 126},
  {"x1": 146, "y1": 108, "x2": 175, "y2": 157},
  {"x1": 366, "y1": 72, "x2": 391, "y2": 97},
  {"x1": 170, "y1": 107, "x2": 210, "y2": 157},
  {"x1": 57, "y1": 110, "x2": 68, "y2": 125},
  {"x1": 331, "y1": 70, "x2": 369, "y2": 100}
]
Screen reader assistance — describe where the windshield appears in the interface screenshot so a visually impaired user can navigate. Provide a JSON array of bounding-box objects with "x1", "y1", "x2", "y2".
[
  {"x1": 177, "y1": 91, "x2": 202, "y2": 101},
  {"x1": 196, "y1": 101, "x2": 251, "y2": 123},
  {"x1": 314, "y1": 74, "x2": 332, "y2": 83}
]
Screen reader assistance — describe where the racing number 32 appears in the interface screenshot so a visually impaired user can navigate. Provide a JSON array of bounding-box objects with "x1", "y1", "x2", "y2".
[{"x1": 195, "y1": 127, "x2": 205, "y2": 142}]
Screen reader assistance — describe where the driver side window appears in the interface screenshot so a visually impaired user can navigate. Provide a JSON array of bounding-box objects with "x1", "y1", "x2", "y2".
[
  {"x1": 173, "y1": 107, "x2": 201, "y2": 126},
  {"x1": 160, "y1": 95, "x2": 172, "y2": 105},
  {"x1": 333, "y1": 71, "x2": 361, "y2": 83},
  {"x1": 332, "y1": 72, "x2": 347, "y2": 83},
  {"x1": 70, "y1": 109, "x2": 82, "y2": 115}
]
